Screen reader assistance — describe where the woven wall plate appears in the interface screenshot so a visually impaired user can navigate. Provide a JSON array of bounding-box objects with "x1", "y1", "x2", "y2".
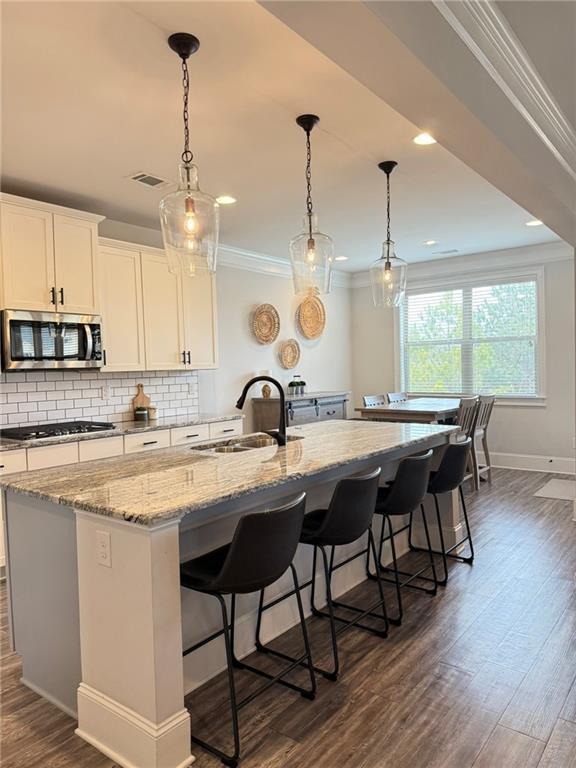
[
  {"x1": 297, "y1": 294, "x2": 326, "y2": 340},
  {"x1": 279, "y1": 339, "x2": 301, "y2": 369},
  {"x1": 252, "y1": 303, "x2": 280, "y2": 345}
]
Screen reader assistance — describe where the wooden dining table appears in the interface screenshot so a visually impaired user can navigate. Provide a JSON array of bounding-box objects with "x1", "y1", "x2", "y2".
[{"x1": 355, "y1": 397, "x2": 461, "y2": 424}]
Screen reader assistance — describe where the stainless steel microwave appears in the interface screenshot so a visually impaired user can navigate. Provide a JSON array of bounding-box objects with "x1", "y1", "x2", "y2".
[{"x1": 1, "y1": 310, "x2": 103, "y2": 370}]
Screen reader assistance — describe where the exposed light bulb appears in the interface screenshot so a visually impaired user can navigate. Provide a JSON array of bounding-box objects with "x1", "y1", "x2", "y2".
[
  {"x1": 306, "y1": 237, "x2": 316, "y2": 263},
  {"x1": 383, "y1": 267, "x2": 392, "y2": 283},
  {"x1": 184, "y1": 197, "x2": 197, "y2": 234}
]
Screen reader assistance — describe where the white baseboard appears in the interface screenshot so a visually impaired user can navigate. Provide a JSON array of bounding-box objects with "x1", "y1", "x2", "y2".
[
  {"x1": 479, "y1": 451, "x2": 575, "y2": 475},
  {"x1": 76, "y1": 683, "x2": 193, "y2": 768}
]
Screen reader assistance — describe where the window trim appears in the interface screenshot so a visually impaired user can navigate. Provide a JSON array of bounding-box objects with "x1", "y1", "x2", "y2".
[{"x1": 395, "y1": 266, "x2": 546, "y2": 401}]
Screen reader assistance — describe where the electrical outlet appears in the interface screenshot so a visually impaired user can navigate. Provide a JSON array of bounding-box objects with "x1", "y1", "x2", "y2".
[{"x1": 96, "y1": 530, "x2": 111, "y2": 568}]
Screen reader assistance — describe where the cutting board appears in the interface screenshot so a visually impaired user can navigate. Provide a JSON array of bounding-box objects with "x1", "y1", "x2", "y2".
[{"x1": 132, "y1": 383, "x2": 151, "y2": 410}]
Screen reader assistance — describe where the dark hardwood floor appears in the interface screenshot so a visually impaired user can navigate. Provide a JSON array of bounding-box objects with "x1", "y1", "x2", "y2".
[{"x1": 2, "y1": 468, "x2": 576, "y2": 767}]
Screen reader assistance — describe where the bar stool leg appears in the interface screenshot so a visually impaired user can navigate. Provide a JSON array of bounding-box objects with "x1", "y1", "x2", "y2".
[
  {"x1": 191, "y1": 593, "x2": 241, "y2": 768},
  {"x1": 290, "y1": 563, "x2": 317, "y2": 698},
  {"x1": 382, "y1": 515, "x2": 403, "y2": 626},
  {"x1": 319, "y1": 544, "x2": 340, "y2": 681},
  {"x1": 419, "y1": 504, "x2": 438, "y2": 595},
  {"x1": 459, "y1": 486, "x2": 475, "y2": 562}
]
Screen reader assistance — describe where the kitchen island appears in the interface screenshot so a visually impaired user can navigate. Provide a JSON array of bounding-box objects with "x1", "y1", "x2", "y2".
[{"x1": 1, "y1": 419, "x2": 458, "y2": 768}]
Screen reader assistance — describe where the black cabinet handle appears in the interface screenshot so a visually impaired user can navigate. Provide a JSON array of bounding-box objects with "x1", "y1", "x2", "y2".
[
  {"x1": 103, "y1": 349, "x2": 107, "y2": 366},
  {"x1": 327, "y1": 409, "x2": 337, "y2": 416},
  {"x1": 0, "y1": 465, "x2": 5, "y2": 470},
  {"x1": 50, "y1": 287, "x2": 56, "y2": 305},
  {"x1": 314, "y1": 398, "x2": 320, "y2": 417},
  {"x1": 186, "y1": 433, "x2": 200, "y2": 438},
  {"x1": 143, "y1": 440, "x2": 158, "y2": 446},
  {"x1": 181, "y1": 350, "x2": 186, "y2": 364},
  {"x1": 59, "y1": 287, "x2": 65, "y2": 305},
  {"x1": 186, "y1": 351, "x2": 191, "y2": 365},
  {"x1": 223, "y1": 428, "x2": 235, "y2": 433}
]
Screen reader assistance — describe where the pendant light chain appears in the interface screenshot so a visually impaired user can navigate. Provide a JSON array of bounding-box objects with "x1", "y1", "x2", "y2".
[
  {"x1": 181, "y1": 56, "x2": 193, "y2": 165},
  {"x1": 305, "y1": 129, "x2": 314, "y2": 238},
  {"x1": 385, "y1": 170, "x2": 392, "y2": 262}
]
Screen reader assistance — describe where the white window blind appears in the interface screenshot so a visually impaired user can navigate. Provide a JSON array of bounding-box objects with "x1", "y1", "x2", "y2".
[{"x1": 400, "y1": 277, "x2": 540, "y2": 396}]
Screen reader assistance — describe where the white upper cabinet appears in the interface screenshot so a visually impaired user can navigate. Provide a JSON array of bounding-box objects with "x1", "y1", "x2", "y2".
[
  {"x1": 141, "y1": 249, "x2": 187, "y2": 371},
  {"x1": 0, "y1": 195, "x2": 103, "y2": 314},
  {"x1": 0, "y1": 203, "x2": 56, "y2": 311},
  {"x1": 53, "y1": 214, "x2": 100, "y2": 314},
  {"x1": 181, "y1": 271, "x2": 219, "y2": 369},
  {"x1": 99, "y1": 243, "x2": 146, "y2": 371}
]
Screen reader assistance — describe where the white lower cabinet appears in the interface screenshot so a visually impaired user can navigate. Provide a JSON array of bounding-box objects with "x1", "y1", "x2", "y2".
[
  {"x1": 79, "y1": 436, "x2": 124, "y2": 462},
  {"x1": 170, "y1": 423, "x2": 211, "y2": 446},
  {"x1": 27, "y1": 442, "x2": 79, "y2": 471},
  {"x1": 209, "y1": 420, "x2": 243, "y2": 440},
  {"x1": 124, "y1": 429, "x2": 171, "y2": 455}
]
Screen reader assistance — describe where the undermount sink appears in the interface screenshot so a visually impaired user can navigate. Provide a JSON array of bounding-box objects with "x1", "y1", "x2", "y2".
[
  {"x1": 213, "y1": 445, "x2": 252, "y2": 453},
  {"x1": 193, "y1": 432, "x2": 304, "y2": 454}
]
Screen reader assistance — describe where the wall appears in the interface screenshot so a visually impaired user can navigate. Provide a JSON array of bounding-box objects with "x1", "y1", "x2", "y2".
[
  {"x1": 350, "y1": 242, "x2": 575, "y2": 470},
  {"x1": 0, "y1": 369, "x2": 199, "y2": 429},
  {"x1": 198, "y1": 264, "x2": 353, "y2": 431}
]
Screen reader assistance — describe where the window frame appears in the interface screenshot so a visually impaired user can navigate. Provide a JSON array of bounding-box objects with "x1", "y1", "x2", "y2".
[{"x1": 396, "y1": 266, "x2": 546, "y2": 403}]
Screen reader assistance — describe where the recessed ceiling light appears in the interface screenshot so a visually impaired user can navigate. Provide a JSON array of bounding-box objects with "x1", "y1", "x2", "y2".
[
  {"x1": 413, "y1": 132, "x2": 437, "y2": 145},
  {"x1": 334, "y1": 256, "x2": 348, "y2": 262},
  {"x1": 216, "y1": 195, "x2": 237, "y2": 205},
  {"x1": 525, "y1": 219, "x2": 543, "y2": 227},
  {"x1": 423, "y1": 240, "x2": 438, "y2": 246}
]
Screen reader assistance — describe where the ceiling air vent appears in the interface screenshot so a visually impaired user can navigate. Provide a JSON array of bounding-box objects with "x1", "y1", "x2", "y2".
[
  {"x1": 128, "y1": 171, "x2": 172, "y2": 191},
  {"x1": 433, "y1": 249, "x2": 459, "y2": 255}
]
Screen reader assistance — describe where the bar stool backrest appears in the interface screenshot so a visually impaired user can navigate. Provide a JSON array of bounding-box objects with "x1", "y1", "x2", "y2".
[
  {"x1": 387, "y1": 392, "x2": 407, "y2": 403},
  {"x1": 457, "y1": 397, "x2": 479, "y2": 438},
  {"x1": 363, "y1": 394, "x2": 387, "y2": 408},
  {"x1": 428, "y1": 438, "x2": 472, "y2": 495},
  {"x1": 475, "y1": 395, "x2": 495, "y2": 433},
  {"x1": 316, "y1": 467, "x2": 382, "y2": 546},
  {"x1": 378, "y1": 450, "x2": 433, "y2": 516},
  {"x1": 212, "y1": 493, "x2": 307, "y2": 594}
]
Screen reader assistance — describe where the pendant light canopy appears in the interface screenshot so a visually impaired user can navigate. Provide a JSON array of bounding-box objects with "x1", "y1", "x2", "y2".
[
  {"x1": 290, "y1": 114, "x2": 334, "y2": 295},
  {"x1": 159, "y1": 33, "x2": 219, "y2": 277},
  {"x1": 370, "y1": 161, "x2": 407, "y2": 308}
]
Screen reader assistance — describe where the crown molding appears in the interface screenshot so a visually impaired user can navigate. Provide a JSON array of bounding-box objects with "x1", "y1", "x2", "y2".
[
  {"x1": 218, "y1": 243, "x2": 352, "y2": 288},
  {"x1": 433, "y1": 0, "x2": 576, "y2": 182},
  {"x1": 351, "y1": 240, "x2": 572, "y2": 289}
]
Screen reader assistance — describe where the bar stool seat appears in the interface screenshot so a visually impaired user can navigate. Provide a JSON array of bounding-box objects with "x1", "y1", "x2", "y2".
[{"x1": 180, "y1": 544, "x2": 231, "y2": 590}]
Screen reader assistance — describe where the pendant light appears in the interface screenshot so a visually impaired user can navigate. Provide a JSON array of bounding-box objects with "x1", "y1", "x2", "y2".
[
  {"x1": 159, "y1": 33, "x2": 219, "y2": 277},
  {"x1": 369, "y1": 161, "x2": 407, "y2": 308},
  {"x1": 289, "y1": 115, "x2": 334, "y2": 295}
]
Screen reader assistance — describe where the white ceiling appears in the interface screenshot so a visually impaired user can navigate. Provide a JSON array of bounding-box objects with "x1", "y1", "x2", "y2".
[{"x1": 0, "y1": 1, "x2": 560, "y2": 272}]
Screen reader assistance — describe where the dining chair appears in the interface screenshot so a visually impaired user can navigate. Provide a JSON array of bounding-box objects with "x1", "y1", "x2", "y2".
[
  {"x1": 474, "y1": 395, "x2": 496, "y2": 483},
  {"x1": 387, "y1": 392, "x2": 407, "y2": 403},
  {"x1": 363, "y1": 394, "x2": 387, "y2": 408},
  {"x1": 456, "y1": 397, "x2": 480, "y2": 490}
]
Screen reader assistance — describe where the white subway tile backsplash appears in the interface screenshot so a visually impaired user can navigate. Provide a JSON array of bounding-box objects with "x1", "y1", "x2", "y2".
[{"x1": 1, "y1": 369, "x2": 200, "y2": 428}]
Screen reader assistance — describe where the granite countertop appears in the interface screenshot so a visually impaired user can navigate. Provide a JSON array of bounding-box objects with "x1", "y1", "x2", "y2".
[
  {"x1": 251, "y1": 390, "x2": 350, "y2": 402},
  {"x1": 0, "y1": 420, "x2": 457, "y2": 525},
  {"x1": 0, "y1": 413, "x2": 243, "y2": 452}
]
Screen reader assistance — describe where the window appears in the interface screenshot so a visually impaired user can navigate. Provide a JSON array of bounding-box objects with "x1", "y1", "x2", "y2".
[{"x1": 400, "y1": 276, "x2": 541, "y2": 397}]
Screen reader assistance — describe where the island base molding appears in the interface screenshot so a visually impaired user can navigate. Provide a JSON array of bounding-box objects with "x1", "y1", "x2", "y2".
[{"x1": 76, "y1": 683, "x2": 194, "y2": 768}]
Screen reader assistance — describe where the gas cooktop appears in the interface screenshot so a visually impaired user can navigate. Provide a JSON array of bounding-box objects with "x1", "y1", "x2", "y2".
[{"x1": 0, "y1": 421, "x2": 116, "y2": 441}]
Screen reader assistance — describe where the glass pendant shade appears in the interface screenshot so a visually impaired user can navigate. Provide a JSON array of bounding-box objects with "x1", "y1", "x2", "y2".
[
  {"x1": 160, "y1": 163, "x2": 219, "y2": 276},
  {"x1": 290, "y1": 214, "x2": 334, "y2": 295},
  {"x1": 370, "y1": 241, "x2": 407, "y2": 308}
]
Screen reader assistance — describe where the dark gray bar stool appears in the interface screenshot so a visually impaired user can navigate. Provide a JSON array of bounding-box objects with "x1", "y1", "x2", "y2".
[
  {"x1": 256, "y1": 467, "x2": 387, "y2": 682},
  {"x1": 180, "y1": 492, "x2": 315, "y2": 767},
  {"x1": 409, "y1": 437, "x2": 474, "y2": 584},
  {"x1": 367, "y1": 450, "x2": 437, "y2": 625}
]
